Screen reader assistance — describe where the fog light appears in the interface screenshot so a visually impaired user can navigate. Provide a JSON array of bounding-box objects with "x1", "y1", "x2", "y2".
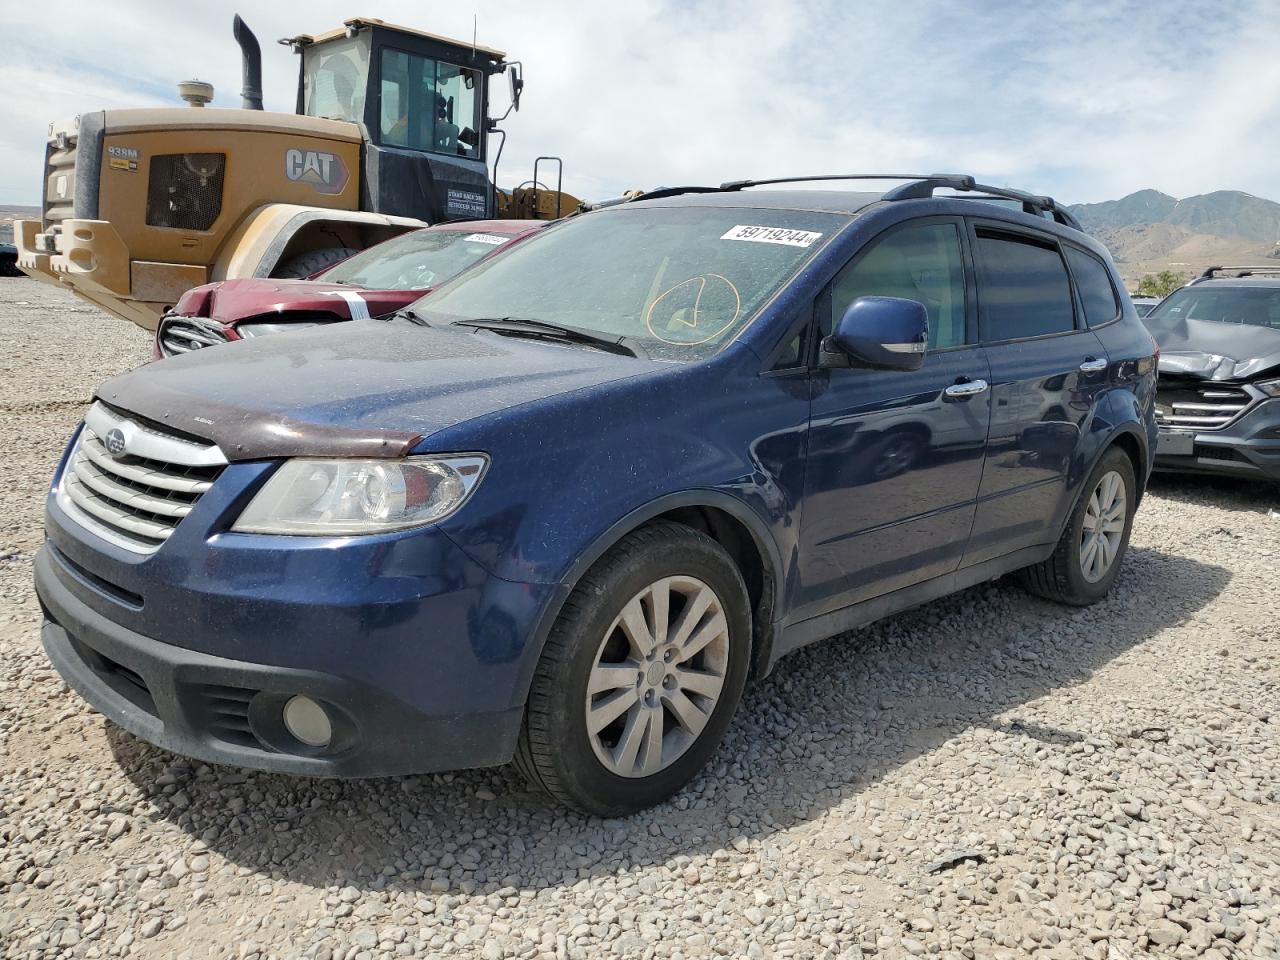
[{"x1": 283, "y1": 695, "x2": 332, "y2": 747}]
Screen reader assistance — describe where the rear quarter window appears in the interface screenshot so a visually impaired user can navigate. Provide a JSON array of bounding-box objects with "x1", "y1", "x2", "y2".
[
  {"x1": 1065, "y1": 247, "x2": 1121, "y2": 327},
  {"x1": 976, "y1": 231, "x2": 1076, "y2": 341}
]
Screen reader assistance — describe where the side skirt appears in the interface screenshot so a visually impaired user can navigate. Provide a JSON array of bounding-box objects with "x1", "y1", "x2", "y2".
[{"x1": 771, "y1": 543, "x2": 1055, "y2": 668}]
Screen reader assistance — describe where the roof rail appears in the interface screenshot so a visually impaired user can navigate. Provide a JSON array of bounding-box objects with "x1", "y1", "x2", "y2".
[
  {"x1": 717, "y1": 173, "x2": 972, "y2": 192},
  {"x1": 880, "y1": 176, "x2": 1083, "y2": 230},
  {"x1": 720, "y1": 174, "x2": 1082, "y2": 230},
  {"x1": 603, "y1": 174, "x2": 1084, "y2": 230},
  {"x1": 1198, "y1": 264, "x2": 1280, "y2": 280}
]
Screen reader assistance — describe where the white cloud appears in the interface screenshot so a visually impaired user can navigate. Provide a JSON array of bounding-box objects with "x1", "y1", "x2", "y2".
[{"x1": 1, "y1": 0, "x2": 1278, "y2": 207}]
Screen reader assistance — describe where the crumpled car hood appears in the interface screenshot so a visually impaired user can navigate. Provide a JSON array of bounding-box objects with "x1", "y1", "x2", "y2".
[
  {"x1": 1144, "y1": 314, "x2": 1280, "y2": 381},
  {"x1": 96, "y1": 319, "x2": 650, "y2": 460},
  {"x1": 174, "y1": 278, "x2": 427, "y2": 326}
]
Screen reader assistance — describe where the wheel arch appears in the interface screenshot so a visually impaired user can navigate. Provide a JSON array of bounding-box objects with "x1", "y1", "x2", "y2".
[
  {"x1": 210, "y1": 204, "x2": 426, "y2": 282},
  {"x1": 522, "y1": 491, "x2": 786, "y2": 699},
  {"x1": 1107, "y1": 428, "x2": 1147, "y2": 506}
]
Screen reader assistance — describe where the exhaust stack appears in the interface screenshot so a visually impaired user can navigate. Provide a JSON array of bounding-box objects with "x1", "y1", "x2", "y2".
[{"x1": 233, "y1": 14, "x2": 264, "y2": 110}]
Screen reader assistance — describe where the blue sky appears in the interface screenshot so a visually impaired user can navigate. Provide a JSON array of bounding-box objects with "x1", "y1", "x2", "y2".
[{"x1": 3, "y1": 0, "x2": 1279, "y2": 207}]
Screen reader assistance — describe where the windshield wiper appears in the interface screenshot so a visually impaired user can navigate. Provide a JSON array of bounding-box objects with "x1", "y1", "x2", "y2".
[
  {"x1": 385, "y1": 308, "x2": 430, "y2": 326},
  {"x1": 454, "y1": 317, "x2": 644, "y2": 358}
]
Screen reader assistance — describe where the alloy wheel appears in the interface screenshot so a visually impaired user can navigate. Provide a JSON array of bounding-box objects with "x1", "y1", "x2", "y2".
[
  {"x1": 584, "y1": 576, "x2": 729, "y2": 778},
  {"x1": 1079, "y1": 470, "x2": 1126, "y2": 583}
]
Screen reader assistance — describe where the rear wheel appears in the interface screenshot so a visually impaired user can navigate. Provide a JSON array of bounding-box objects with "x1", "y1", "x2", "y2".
[
  {"x1": 273, "y1": 246, "x2": 357, "y2": 279},
  {"x1": 515, "y1": 522, "x2": 751, "y2": 816},
  {"x1": 1020, "y1": 446, "x2": 1136, "y2": 605}
]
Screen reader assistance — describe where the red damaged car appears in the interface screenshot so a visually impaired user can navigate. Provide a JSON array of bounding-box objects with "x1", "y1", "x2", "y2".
[{"x1": 156, "y1": 220, "x2": 546, "y2": 357}]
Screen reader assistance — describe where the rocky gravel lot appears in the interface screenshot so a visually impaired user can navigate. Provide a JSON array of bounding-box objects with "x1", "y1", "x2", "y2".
[{"x1": 0, "y1": 278, "x2": 1277, "y2": 960}]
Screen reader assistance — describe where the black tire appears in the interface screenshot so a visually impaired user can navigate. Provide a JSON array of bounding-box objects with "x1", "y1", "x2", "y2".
[
  {"x1": 515, "y1": 521, "x2": 751, "y2": 816},
  {"x1": 1019, "y1": 446, "x2": 1137, "y2": 605},
  {"x1": 272, "y1": 246, "x2": 358, "y2": 279}
]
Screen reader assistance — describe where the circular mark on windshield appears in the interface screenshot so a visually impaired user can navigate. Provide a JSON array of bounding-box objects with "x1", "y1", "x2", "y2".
[{"x1": 644, "y1": 274, "x2": 742, "y2": 345}]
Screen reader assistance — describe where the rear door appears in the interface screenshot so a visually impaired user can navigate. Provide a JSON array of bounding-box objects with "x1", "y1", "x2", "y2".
[
  {"x1": 962, "y1": 222, "x2": 1109, "y2": 565},
  {"x1": 794, "y1": 217, "x2": 992, "y2": 622}
]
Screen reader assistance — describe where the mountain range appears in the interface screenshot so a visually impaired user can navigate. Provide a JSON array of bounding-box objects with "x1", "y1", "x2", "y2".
[
  {"x1": 6, "y1": 191, "x2": 1279, "y2": 289},
  {"x1": 1066, "y1": 189, "x2": 1280, "y2": 286}
]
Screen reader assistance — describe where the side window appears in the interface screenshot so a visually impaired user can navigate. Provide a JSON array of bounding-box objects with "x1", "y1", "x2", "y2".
[
  {"x1": 976, "y1": 232, "x2": 1076, "y2": 341},
  {"x1": 379, "y1": 49, "x2": 481, "y2": 157},
  {"x1": 381, "y1": 49, "x2": 435, "y2": 149},
  {"x1": 830, "y1": 222, "x2": 968, "y2": 349},
  {"x1": 1065, "y1": 247, "x2": 1121, "y2": 326},
  {"x1": 435, "y1": 64, "x2": 482, "y2": 158}
]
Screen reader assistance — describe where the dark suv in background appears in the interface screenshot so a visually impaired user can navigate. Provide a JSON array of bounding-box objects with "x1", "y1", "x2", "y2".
[
  {"x1": 36, "y1": 174, "x2": 1157, "y2": 815},
  {"x1": 1143, "y1": 266, "x2": 1280, "y2": 484}
]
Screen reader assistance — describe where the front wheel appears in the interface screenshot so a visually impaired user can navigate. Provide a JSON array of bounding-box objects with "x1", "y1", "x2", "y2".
[
  {"x1": 1020, "y1": 446, "x2": 1137, "y2": 605},
  {"x1": 515, "y1": 522, "x2": 751, "y2": 816}
]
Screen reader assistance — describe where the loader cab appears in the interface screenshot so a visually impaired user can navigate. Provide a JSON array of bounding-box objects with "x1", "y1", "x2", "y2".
[{"x1": 289, "y1": 18, "x2": 506, "y2": 222}]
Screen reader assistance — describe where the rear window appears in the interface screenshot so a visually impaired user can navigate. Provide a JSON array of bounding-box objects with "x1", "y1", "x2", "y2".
[
  {"x1": 1065, "y1": 247, "x2": 1120, "y2": 326},
  {"x1": 1146, "y1": 286, "x2": 1280, "y2": 329},
  {"x1": 976, "y1": 232, "x2": 1076, "y2": 341}
]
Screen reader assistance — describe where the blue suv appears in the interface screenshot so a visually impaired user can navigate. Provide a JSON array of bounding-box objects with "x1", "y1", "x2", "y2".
[{"x1": 36, "y1": 174, "x2": 1158, "y2": 815}]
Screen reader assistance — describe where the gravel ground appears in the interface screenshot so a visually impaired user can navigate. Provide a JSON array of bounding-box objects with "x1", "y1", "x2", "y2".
[{"x1": 0, "y1": 277, "x2": 1277, "y2": 960}]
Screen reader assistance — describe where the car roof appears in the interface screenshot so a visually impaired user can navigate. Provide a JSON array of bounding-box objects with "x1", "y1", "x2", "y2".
[
  {"x1": 619, "y1": 187, "x2": 1110, "y2": 258},
  {"x1": 630, "y1": 189, "x2": 886, "y2": 215},
  {"x1": 1190, "y1": 276, "x2": 1280, "y2": 288},
  {"x1": 425, "y1": 219, "x2": 546, "y2": 235}
]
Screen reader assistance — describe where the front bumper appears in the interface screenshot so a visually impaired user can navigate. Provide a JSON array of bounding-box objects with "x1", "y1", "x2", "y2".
[
  {"x1": 1153, "y1": 396, "x2": 1280, "y2": 481},
  {"x1": 37, "y1": 547, "x2": 522, "y2": 776},
  {"x1": 35, "y1": 457, "x2": 564, "y2": 776}
]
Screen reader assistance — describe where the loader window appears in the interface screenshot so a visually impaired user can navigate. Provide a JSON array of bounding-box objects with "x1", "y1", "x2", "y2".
[
  {"x1": 379, "y1": 48, "x2": 482, "y2": 158},
  {"x1": 302, "y1": 35, "x2": 370, "y2": 124}
]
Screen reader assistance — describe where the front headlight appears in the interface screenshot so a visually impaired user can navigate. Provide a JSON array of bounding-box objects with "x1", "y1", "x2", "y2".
[
  {"x1": 232, "y1": 455, "x2": 487, "y2": 535},
  {"x1": 1256, "y1": 377, "x2": 1280, "y2": 398},
  {"x1": 237, "y1": 320, "x2": 324, "y2": 339}
]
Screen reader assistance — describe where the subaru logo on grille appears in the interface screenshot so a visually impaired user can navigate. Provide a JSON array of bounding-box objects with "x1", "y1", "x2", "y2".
[{"x1": 104, "y1": 428, "x2": 127, "y2": 457}]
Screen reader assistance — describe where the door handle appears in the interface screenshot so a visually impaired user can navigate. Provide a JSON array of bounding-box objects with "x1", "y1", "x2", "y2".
[
  {"x1": 1079, "y1": 357, "x2": 1108, "y2": 373},
  {"x1": 944, "y1": 378, "x2": 989, "y2": 398}
]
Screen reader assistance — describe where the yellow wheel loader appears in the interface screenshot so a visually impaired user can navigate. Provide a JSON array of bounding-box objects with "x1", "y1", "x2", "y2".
[{"x1": 15, "y1": 16, "x2": 578, "y2": 329}]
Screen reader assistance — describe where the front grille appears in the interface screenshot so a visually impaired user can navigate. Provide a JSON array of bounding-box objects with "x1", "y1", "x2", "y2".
[
  {"x1": 1155, "y1": 383, "x2": 1253, "y2": 430},
  {"x1": 57, "y1": 403, "x2": 227, "y2": 553},
  {"x1": 159, "y1": 316, "x2": 232, "y2": 356},
  {"x1": 146, "y1": 153, "x2": 225, "y2": 231}
]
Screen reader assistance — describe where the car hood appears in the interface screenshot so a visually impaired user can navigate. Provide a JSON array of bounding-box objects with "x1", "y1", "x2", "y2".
[
  {"x1": 1145, "y1": 314, "x2": 1280, "y2": 381},
  {"x1": 98, "y1": 320, "x2": 651, "y2": 460},
  {"x1": 177, "y1": 278, "x2": 427, "y2": 325}
]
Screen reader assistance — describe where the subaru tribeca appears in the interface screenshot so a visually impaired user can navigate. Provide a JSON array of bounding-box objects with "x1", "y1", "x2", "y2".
[{"x1": 36, "y1": 174, "x2": 1157, "y2": 815}]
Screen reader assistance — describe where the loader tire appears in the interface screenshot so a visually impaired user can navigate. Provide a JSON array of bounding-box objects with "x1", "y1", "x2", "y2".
[{"x1": 273, "y1": 247, "x2": 358, "y2": 279}]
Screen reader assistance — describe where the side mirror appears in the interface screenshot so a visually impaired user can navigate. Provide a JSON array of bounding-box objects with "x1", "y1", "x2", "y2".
[
  {"x1": 821, "y1": 296, "x2": 928, "y2": 371},
  {"x1": 508, "y1": 63, "x2": 524, "y2": 112}
]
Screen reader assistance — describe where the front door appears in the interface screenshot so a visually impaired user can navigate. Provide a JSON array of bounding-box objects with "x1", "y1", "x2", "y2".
[
  {"x1": 794, "y1": 218, "x2": 992, "y2": 623},
  {"x1": 963, "y1": 223, "x2": 1109, "y2": 565}
]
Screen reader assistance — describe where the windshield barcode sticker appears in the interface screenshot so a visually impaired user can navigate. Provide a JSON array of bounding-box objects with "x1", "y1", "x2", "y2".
[
  {"x1": 462, "y1": 233, "x2": 508, "y2": 245},
  {"x1": 720, "y1": 225, "x2": 823, "y2": 247}
]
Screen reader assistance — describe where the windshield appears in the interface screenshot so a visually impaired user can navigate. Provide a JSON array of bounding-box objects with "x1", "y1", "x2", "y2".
[
  {"x1": 1147, "y1": 285, "x2": 1280, "y2": 329},
  {"x1": 302, "y1": 35, "x2": 371, "y2": 123},
  {"x1": 416, "y1": 206, "x2": 848, "y2": 360},
  {"x1": 321, "y1": 229, "x2": 517, "y2": 289}
]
